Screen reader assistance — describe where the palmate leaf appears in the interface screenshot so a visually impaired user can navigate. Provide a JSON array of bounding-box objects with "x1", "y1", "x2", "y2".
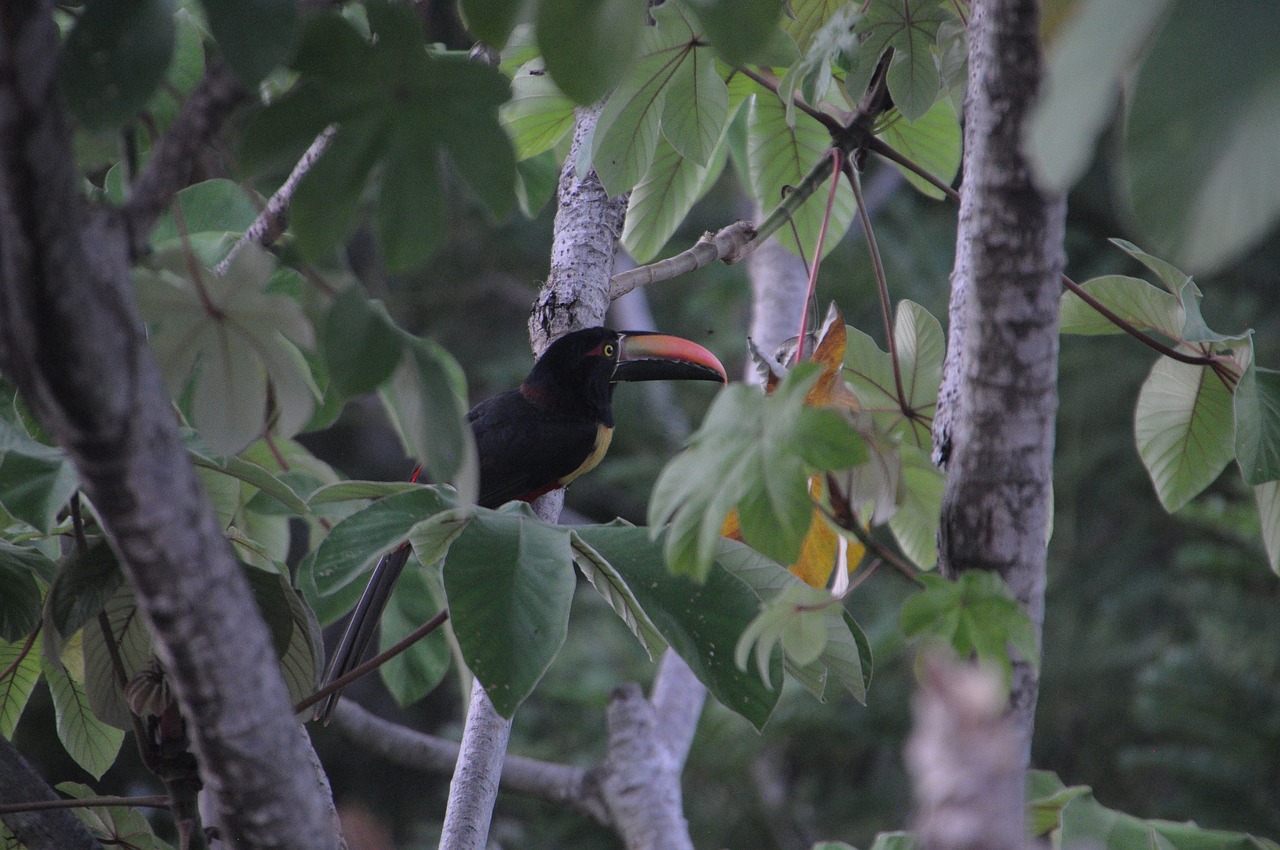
[
  {"x1": 135, "y1": 245, "x2": 318, "y2": 456},
  {"x1": 59, "y1": 0, "x2": 176, "y2": 130},
  {"x1": 591, "y1": 3, "x2": 728, "y2": 196},
  {"x1": 650, "y1": 364, "x2": 866, "y2": 581},
  {"x1": 307, "y1": 486, "x2": 454, "y2": 622},
  {"x1": 782, "y1": 0, "x2": 848, "y2": 53},
  {"x1": 1134, "y1": 356, "x2": 1236, "y2": 512},
  {"x1": 843, "y1": 301, "x2": 944, "y2": 449},
  {"x1": 841, "y1": 0, "x2": 948, "y2": 120},
  {"x1": 200, "y1": 0, "x2": 296, "y2": 86},
  {"x1": 680, "y1": 0, "x2": 785, "y2": 66},
  {"x1": 574, "y1": 526, "x2": 783, "y2": 729},
  {"x1": 0, "y1": 417, "x2": 78, "y2": 533},
  {"x1": 149, "y1": 179, "x2": 261, "y2": 267},
  {"x1": 241, "y1": 6, "x2": 515, "y2": 268},
  {"x1": 746, "y1": 92, "x2": 857, "y2": 260},
  {"x1": 1059, "y1": 275, "x2": 1184, "y2": 338}
]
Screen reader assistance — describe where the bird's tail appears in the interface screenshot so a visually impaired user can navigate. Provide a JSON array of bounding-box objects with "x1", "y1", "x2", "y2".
[{"x1": 315, "y1": 542, "x2": 412, "y2": 724}]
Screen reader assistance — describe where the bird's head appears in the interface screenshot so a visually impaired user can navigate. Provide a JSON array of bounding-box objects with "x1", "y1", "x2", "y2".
[{"x1": 521, "y1": 327, "x2": 726, "y2": 420}]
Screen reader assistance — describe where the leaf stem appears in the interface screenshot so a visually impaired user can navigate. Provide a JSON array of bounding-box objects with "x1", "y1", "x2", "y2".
[
  {"x1": 846, "y1": 160, "x2": 910, "y2": 416},
  {"x1": 295, "y1": 608, "x2": 450, "y2": 716},
  {"x1": 0, "y1": 795, "x2": 172, "y2": 815},
  {"x1": 794, "y1": 149, "x2": 846, "y2": 365}
]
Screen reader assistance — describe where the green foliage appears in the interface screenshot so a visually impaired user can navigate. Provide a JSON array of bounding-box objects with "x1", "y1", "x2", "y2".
[
  {"x1": 444, "y1": 508, "x2": 575, "y2": 717},
  {"x1": 840, "y1": 0, "x2": 948, "y2": 121},
  {"x1": 378, "y1": 566, "x2": 451, "y2": 706},
  {"x1": 58, "y1": 781, "x2": 175, "y2": 850},
  {"x1": 900, "y1": 572, "x2": 1038, "y2": 685},
  {"x1": 536, "y1": 0, "x2": 648, "y2": 103},
  {"x1": 0, "y1": 544, "x2": 47, "y2": 642},
  {"x1": 44, "y1": 646, "x2": 124, "y2": 780},
  {"x1": 0, "y1": 637, "x2": 40, "y2": 740},
  {"x1": 135, "y1": 244, "x2": 318, "y2": 456},
  {"x1": 241, "y1": 5, "x2": 516, "y2": 269},
  {"x1": 0, "y1": 416, "x2": 78, "y2": 534},
  {"x1": 201, "y1": 0, "x2": 297, "y2": 86},
  {"x1": 650, "y1": 364, "x2": 868, "y2": 581},
  {"x1": 60, "y1": 0, "x2": 176, "y2": 130},
  {"x1": 876, "y1": 98, "x2": 961, "y2": 200}
]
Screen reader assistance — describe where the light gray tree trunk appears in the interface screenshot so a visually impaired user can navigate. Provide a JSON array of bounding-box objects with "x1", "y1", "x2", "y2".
[{"x1": 934, "y1": 0, "x2": 1065, "y2": 766}]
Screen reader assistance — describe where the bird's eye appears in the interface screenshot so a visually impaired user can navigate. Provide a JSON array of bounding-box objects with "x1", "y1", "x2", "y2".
[{"x1": 603, "y1": 343, "x2": 616, "y2": 357}]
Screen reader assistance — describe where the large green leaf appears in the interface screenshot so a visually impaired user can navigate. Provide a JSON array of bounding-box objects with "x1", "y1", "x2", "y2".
[
  {"x1": 1058, "y1": 275, "x2": 1184, "y2": 338},
  {"x1": 307, "y1": 486, "x2": 453, "y2": 621},
  {"x1": 56, "y1": 781, "x2": 176, "y2": 850},
  {"x1": 887, "y1": 443, "x2": 943, "y2": 570},
  {"x1": 0, "y1": 543, "x2": 49, "y2": 643},
  {"x1": 1123, "y1": 0, "x2": 1280, "y2": 274},
  {"x1": 574, "y1": 526, "x2": 782, "y2": 729},
  {"x1": 378, "y1": 336, "x2": 479, "y2": 505},
  {"x1": 1254, "y1": 481, "x2": 1280, "y2": 576},
  {"x1": 243, "y1": 8, "x2": 515, "y2": 266},
  {"x1": 44, "y1": 540, "x2": 124, "y2": 645},
  {"x1": 0, "y1": 637, "x2": 41, "y2": 739},
  {"x1": 843, "y1": 303, "x2": 943, "y2": 448},
  {"x1": 1027, "y1": 0, "x2": 1173, "y2": 192},
  {"x1": 536, "y1": 0, "x2": 647, "y2": 103},
  {"x1": 876, "y1": 97, "x2": 961, "y2": 200},
  {"x1": 621, "y1": 129, "x2": 730, "y2": 263},
  {"x1": 460, "y1": 0, "x2": 528, "y2": 47},
  {"x1": 443, "y1": 509, "x2": 575, "y2": 717},
  {"x1": 569, "y1": 529, "x2": 666, "y2": 659},
  {"x1": 1235, "y1": 363, "x2": 1280, "y2": 486},
  {"x1": 135, "y1": 245, "x2": 318, "y2": 456},
  {"x1": 679, "y1": 0, "x2": 785, "y2": 66},
  {"x1": 149, "y1": 179, "x2": 262, "y2": 267},
  {"x1": 746, "y1": 92, "x2": 856, "y2": 260},
  {"x1": 379, "y1": 564, "x2": 450, "y2": 706},
  {"x1": 44, "y1": 644, "x2": 125, "y2": 780},
  {"x1": 60, "y1": 0, "x2": 176, "y2": 130},
  {"x1": 841, "y1": 0, "x2": 947, "y2": 120},
  {"x1": 1134, "y1": 357, "x2": 1236, "y2": 512},
  {"x1": 590, "y1": 3, "x2": 716, "y2": 196},
  {"x1": 242, "y1": 566, "x2": 321, "y2": 707},
  {"x1": 781, "y1": 0, "x2": 846, "y2": 53},
  {"x1": 321, "y1": 288, "x2": 405, "y2": 398},
  {"x1": 500, "y1": 65, "x2": 577, "y2": 161},
  {"x1": 649, "y1": 364, "x2": 866, "y2": 580},
  {"x1": 83, "y1": 586, "x2": 153, "y2": 731},
  {"x1": 0, "y1": 418, "x2": 78, "y2": 533},
  {"x1": 201, "y1": 0, "x2": 296, "y2": 85}
]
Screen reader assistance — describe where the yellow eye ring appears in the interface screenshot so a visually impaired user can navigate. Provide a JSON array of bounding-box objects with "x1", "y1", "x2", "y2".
[{"x1": 603, "y1": 343, "x2": 616, "y2": 357}]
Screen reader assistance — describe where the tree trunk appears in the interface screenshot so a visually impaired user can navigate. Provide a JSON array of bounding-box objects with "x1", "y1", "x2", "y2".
[
  {"x1": 934, "y1": 0, "x2": 1066, "y2": 765},
  {"x1": 0, "y1": 4, "x2": 338, "y2": 848}
]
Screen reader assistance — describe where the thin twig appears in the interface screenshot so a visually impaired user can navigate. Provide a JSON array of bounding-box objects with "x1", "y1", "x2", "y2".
[
  {"x1": 866, "y1": 136, "x2": 960, "y2": 201},
  {"x1": 294, "y1": 609, "x2": 449, "y2": 716},
  {"x1": 0, "y1": 795, "x2": 172, "y2": 815},
  {"x1": 735, "y1": 65, "x2": 843, "y2": 134},
  {"x1": 215, "y1": 125, "x2": 338, "y2": 276}
]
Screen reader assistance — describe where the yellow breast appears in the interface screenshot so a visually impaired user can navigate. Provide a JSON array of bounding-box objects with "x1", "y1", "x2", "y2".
[{"x1": 559, "y1": 423, "x2": 614, "y2": 486}]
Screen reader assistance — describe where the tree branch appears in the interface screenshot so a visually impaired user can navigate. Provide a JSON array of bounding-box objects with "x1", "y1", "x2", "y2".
[
  {"x1": 331, "y1": 700, "x2": 611, "y2": 824},
  {"x1": 0, "y1": 4, "x2": 336, "y2": 848},
  {"x1": 0, "y1": 737, "x2": 104, "y2": 850},
  {"x1": 122, "y1": 61, "x2": 246, "y2": 256},
  {"x1": 214, "y1": 124, "x2": 338, "y2": 276}
]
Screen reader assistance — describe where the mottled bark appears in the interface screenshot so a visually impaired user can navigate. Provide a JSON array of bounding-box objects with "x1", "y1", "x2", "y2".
[
  {"x1": 935, "y1": 0, "x2": 1065, "y2": 764},
  {"x1": 0, "y1": 737, "x2": 103, "y2": 850},
  {"x1": 0, "y1": 4, "x2": 337, "y2": 848}
]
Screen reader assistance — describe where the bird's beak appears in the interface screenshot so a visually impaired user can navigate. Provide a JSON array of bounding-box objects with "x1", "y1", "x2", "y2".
[{"x1": 612, "y1": 332, "x2": 727, "y2": 384}]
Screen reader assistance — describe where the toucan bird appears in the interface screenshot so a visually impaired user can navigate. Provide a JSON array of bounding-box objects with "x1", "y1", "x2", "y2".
[{"x1": 316, "y1": 327, "x2": 726, "y2": 721}]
